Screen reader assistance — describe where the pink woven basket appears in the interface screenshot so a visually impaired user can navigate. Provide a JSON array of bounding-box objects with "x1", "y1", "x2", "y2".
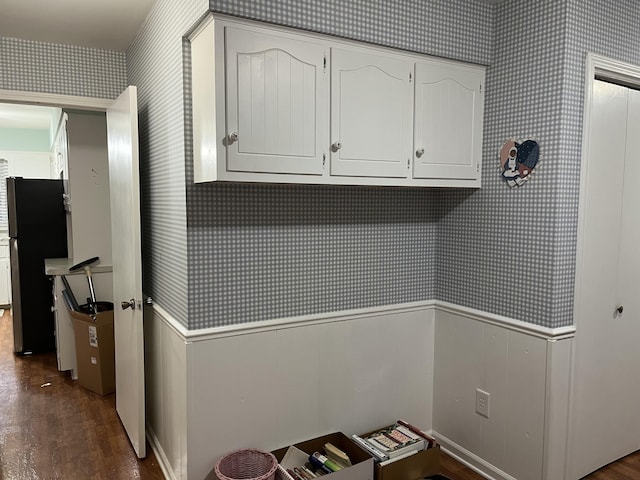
[{"x1": 214, "y1": 449, "x2": 278, "y2": 480}]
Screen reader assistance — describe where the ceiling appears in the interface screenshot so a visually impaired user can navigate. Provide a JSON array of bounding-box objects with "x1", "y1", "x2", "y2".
[{"x1": 0, "y1": 0, "x2": 157, "y2": 51}]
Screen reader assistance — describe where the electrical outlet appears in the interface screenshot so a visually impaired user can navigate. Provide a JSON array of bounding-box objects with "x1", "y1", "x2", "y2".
[{"x1": 476, "y1": 388, "x2": 490, "y2": 418}]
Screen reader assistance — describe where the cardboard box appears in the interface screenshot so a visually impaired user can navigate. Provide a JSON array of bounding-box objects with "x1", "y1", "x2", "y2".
[
  {"x1": 372, "y1": 445, "x2": 440, "y2": 480},
  {"x1": 354, "y1": 427, "x2": 441, "y2": 480},
  {"x1": 273, "y1": 432, "x2": 374, "y2": 480},
  {"x1": 70, "y1": 306, "x2": 115, "y2": 395}
]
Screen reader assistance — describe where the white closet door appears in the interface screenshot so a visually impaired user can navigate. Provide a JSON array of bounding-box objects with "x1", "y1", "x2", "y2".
[
  {"x1": 568, "y1": 80, "x2": 640, "y2": 479},
  {"x1": 413, "y1": 62, "x2": 483, "y2": 180},
  {"x1": 330, "y1": 47, "x2": 412, "y2": 178},
  {"x1": 226, "y1": 27, "x2": 328, "y2": 175}
]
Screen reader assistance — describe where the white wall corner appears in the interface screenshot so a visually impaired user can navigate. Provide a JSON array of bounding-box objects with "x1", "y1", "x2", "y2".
[
  {"x1": 542, "y1": 337, "x2": 573, "y2": 480},
  {"x1": 144, "y1": 303, "x2": 189, "y2": 480},
  {"x1": 433, "y1": 303, "x2": 575, "y2": 480},
  {"x1": 147, "y1": 426, "x2": 179, "y2": 480},
  {"x1": 431, "y1": 431, "x2": 518, "y2": 480}
]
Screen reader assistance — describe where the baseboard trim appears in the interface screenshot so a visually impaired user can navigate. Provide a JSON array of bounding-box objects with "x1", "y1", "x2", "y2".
[
  {"x1": 146, "y1": 426, "x2": 176, "y2": 480},
  {"x1": 430, "y1": 431, "x2": 517, "y2": 480}
]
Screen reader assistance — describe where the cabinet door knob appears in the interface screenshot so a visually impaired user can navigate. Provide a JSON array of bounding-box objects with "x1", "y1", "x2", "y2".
[
  {"x1": 616, "y1": 305, "x2": 624, "y2": 315},
  {"x1": 227, "y1": 132, "x2": 239, "y2": 144},
  {"x1": 331, "y1": 141, "x2": 342, "y2": 152},
  {"x1": 416, "y1": 147, "x2": 425, "y2": 158}
]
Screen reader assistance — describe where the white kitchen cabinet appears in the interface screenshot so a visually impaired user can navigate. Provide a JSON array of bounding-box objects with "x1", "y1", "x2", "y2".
[
  {"x1": 413, "y1": 60, "x2": 484, "y2": 181},
  {"x1": 51, "y1": 275, "x2": 76, "y2": 376},
  {"x1": 0, "y1": 242, "x2": 10, "y2": 305},
  {"x1": 52, "y1": 111, "x2": 112, "y2": 264},
  {"x1": 225, "y1": 27, "x2": 328, "y2": 175},
  {"x1": 51, "y1": 113, "x2": 68, "y2": 180},
  {"x1": 330, "y1": 47, "x2": 413, "y2": 178},
  {"x1": 190, "y1": 14, "x2": 485, "y2": 187}
]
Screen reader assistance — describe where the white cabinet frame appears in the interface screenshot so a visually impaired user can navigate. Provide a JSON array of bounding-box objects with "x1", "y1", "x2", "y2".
[{"x1": 190, "y1": 14, "x2": 485, "y2": 188}]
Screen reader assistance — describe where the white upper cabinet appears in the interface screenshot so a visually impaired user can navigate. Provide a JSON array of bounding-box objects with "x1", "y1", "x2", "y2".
[
  {"x1": 225, "y1": 28, "x2": 328, "y2": 175},
  {"x1": 330, "y1": 48, "x2": 413, "y2": 178},
  {"x1": 190, "y1": 14, "x2": 485, "y2": 187},
  {"x1": 413, "y1": 61, "x2": 484, "y2": 181}
]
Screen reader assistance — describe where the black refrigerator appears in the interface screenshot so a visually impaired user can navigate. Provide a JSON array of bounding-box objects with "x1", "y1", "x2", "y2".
[{"x1": 7, "y1": 177, "x2": 68, "y2": 354}]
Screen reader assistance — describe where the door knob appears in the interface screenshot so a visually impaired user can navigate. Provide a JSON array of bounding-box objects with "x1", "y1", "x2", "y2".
[
  {"x1": 227, "y1": 132, "x2": 238, "y2": 144},
  {"x1": 331, "y1": 141, "x2": 342, "y2": 152},
  {"x1": 616, "y1": 305, "x2": 624, "y2": 315},
  {"x1": 416, "y1": 147, "x2": 425, "y2": 158},
  {"x1": 121, "y1": 298, "x2": 135, "y2": 310}
]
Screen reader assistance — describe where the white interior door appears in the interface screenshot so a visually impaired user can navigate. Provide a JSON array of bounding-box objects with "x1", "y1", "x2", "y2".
[
  {"x1": 106, "y1": 86, "x2": 145, "y2": 458},
  {"x1": 569, "y1": 79, "x2": 640, "y2": 478}
]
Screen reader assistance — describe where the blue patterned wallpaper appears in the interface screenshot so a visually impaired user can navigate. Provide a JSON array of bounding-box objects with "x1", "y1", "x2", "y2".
[
  {"x1": 0, "y1": 37, "x2": 126, "y2": 98},
  {"x1": 182, "y1": 0, "x2": 494, "y2": 328},
  {"x1": 436, "y1": 0, "x2": 570, "y2": 326},
  {"x1": 436, "y1": 0, "x2": 640, "y2": 328},
  {"x1": 209, "y1": 0, "x2": 494, "y2": 65},
  {"x1": 127, "y1": 0, "x2": 209, "y2": 327},
  {"x1": 7, "y1": 0, "x2": 636, "y2": 330},
  {"x1": 188, "y1": 184, "x2": 439, "y2": 327}
]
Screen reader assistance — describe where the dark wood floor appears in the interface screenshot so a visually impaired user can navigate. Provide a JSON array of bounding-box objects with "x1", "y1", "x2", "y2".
[
  {"x1": 440, "y1": 450, "x2": 640, "y2": 479},
  {"x1": 0, "y1": 309, "x2": 164, "y2": 480},
  {"x1": 440, "y1": 453, "x2": 485, "y2": 479},
  {"x1": 2, "y1": 309, "x2": 639, "y2": 480},
  {"x1": 580, "y1": 451, "x2": 640, "y2": 479}
]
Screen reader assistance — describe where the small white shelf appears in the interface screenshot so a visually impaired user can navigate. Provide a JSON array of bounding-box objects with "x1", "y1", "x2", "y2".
[{"x1": 44, "y1": 257, "x2": 112, "y2": 276}]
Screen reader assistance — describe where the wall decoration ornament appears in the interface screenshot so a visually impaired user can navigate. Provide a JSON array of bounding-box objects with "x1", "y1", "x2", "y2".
[{"x1": 500, "y1": 139, "x2": 540, "y2": 187}]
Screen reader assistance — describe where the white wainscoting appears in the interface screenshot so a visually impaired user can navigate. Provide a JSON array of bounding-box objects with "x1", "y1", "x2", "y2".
[
  {"x1": 432, "y1": 303, "x2": 574, "y2": 480},
  {"x1": 145, "y1": 304, "x2": 188, "y2": 480},
  {"x1": 186, "y1": 304, "x2": 435, "y2": 480},
  {"x1": 145, "y1": 301, "x2": 574, "y2": 480}
]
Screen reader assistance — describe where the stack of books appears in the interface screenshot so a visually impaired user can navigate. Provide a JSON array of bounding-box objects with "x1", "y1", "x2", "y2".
[
  {"x1": 277, "y1": 442, "x2": 353, "y2": 479},
  {"x1": 351, "y1": 420, "x2": 436, "y2": 465}
]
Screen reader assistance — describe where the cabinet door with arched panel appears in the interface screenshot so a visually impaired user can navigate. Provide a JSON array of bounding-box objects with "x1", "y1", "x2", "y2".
[
  {"x1": 225, "y1": 27, "x2": 329, "y2": 176},
  {"x1": 413, "y1": 60, "x2": 484, "y2": 182},
  {"x1": 330, "y1": 47, "x2": 413, "y2": 179}
]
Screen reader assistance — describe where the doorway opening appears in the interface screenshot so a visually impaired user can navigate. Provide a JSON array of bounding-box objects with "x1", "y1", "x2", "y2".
[{"x1": 0, "y1": 88, "x2": 146, "y2": 459}]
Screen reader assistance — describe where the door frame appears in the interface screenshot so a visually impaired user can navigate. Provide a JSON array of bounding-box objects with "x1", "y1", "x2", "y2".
[
  {"x1": 567, "y1": 53, "x2": 640, "y2": 479},
  {"x1": 0, "y1": 87, "x2": 147, "y2": 451},
  {"x1": 0, "y1": 89, "x2": 112, "y2": 111}
]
